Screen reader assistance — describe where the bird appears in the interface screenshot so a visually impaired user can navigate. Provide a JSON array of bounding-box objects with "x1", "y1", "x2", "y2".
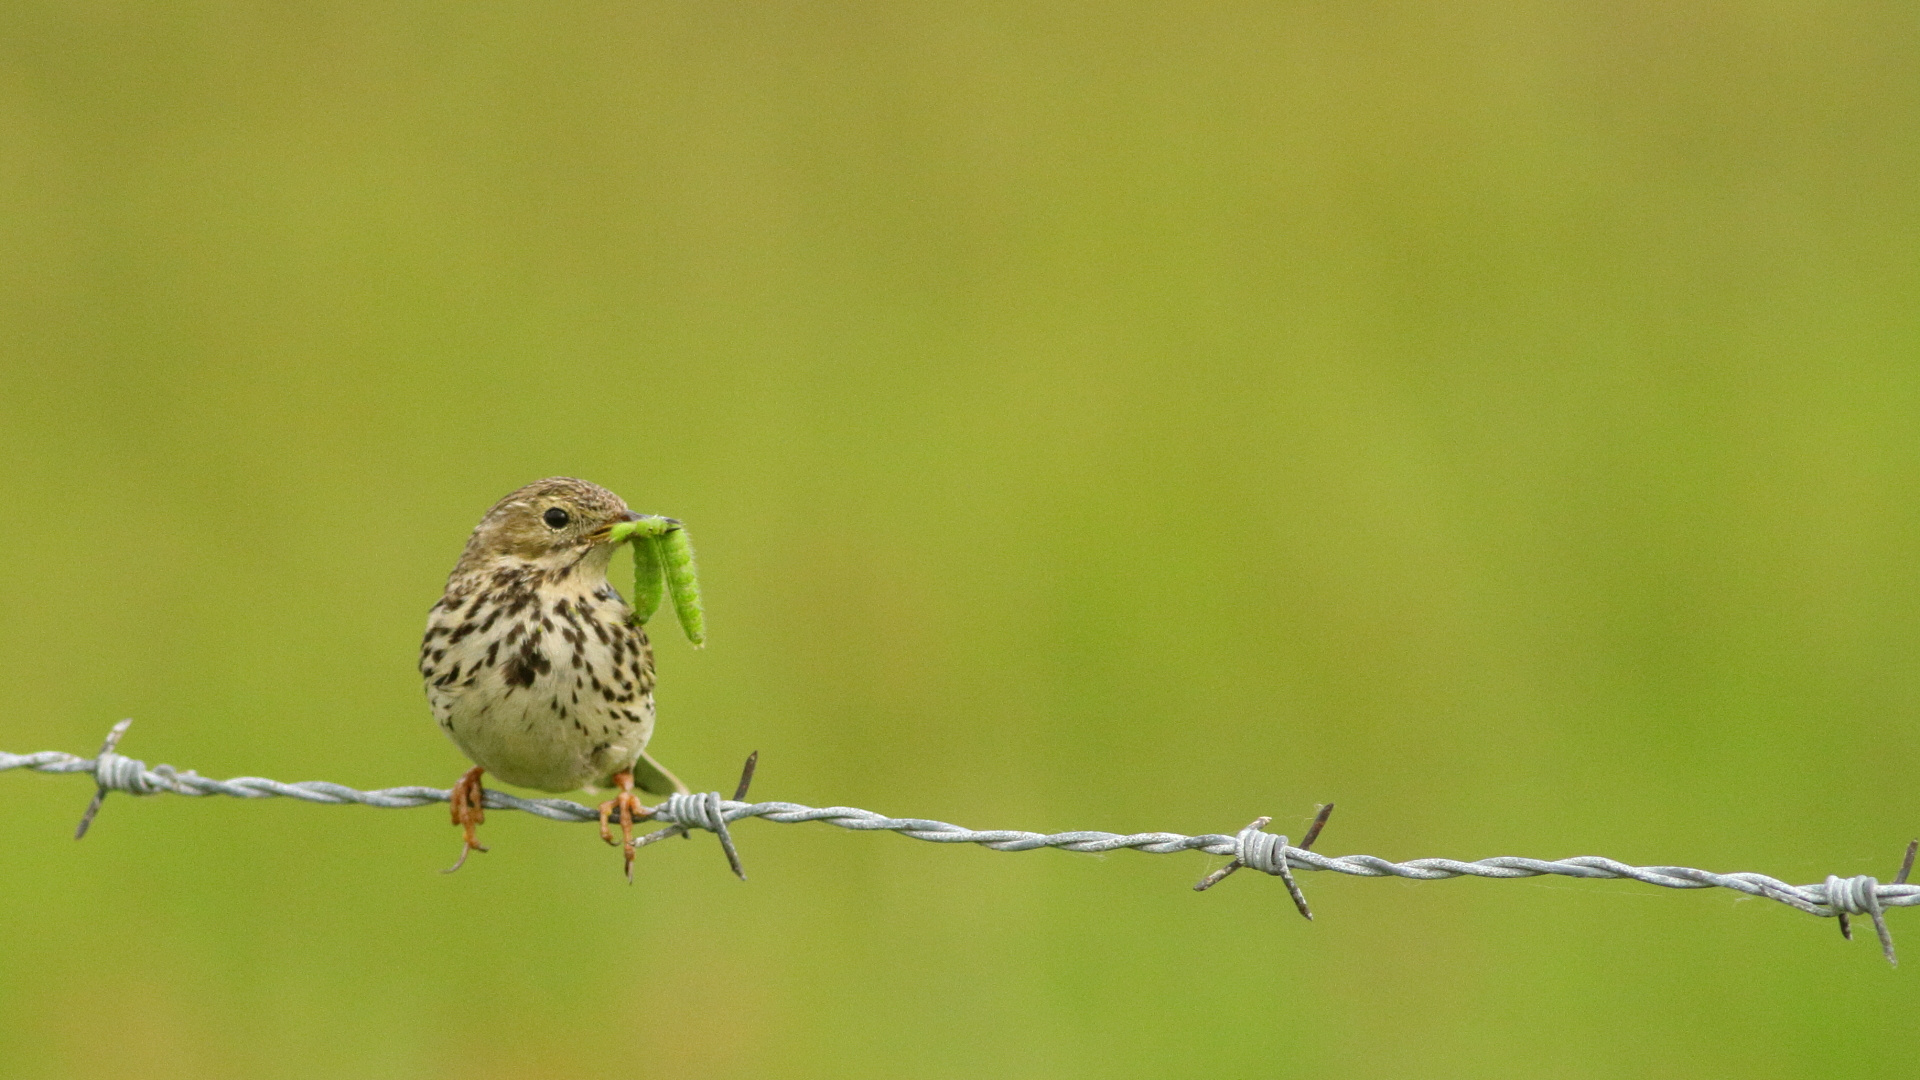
[{"x1": 420, "y1": 477, "x2": 688, "y2": 875}]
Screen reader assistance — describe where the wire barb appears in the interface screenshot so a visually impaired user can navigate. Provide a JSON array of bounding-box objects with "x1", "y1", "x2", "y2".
[
  {"x1": 72, "y1": 719, "x2": 135, "y2": 840},
  {"x1": 5, "y1": 724, "x2": 1916, "y2": 964},
  {"x1": 1192, "y1": 804, "x2": 1333, "y2": 920},
  {"x1": 629, "y1": 752, "x2": 758, "y2": 880},
  {"x1": 1830, "y1": 839, "x2": 1917, "y2": 965}
]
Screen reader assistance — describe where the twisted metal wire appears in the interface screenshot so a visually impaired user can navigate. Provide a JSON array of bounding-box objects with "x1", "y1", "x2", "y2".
[{"x1": 3, "y1": 720, "x2": 1914, "y2": 964}]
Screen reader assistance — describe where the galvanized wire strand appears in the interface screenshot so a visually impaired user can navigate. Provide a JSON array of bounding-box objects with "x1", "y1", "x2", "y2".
[{"x1": 3, "y1": 721, "x2": 1914, "y2": 963}]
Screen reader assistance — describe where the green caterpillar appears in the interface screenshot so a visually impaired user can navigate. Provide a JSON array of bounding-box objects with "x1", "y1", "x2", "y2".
[{"x1": 607, "y1": 515, "x2": 706, "y2": 647}]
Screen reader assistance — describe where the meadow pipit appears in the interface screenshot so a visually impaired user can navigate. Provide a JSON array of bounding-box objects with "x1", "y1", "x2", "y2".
[{"x1": 421, "y1": 477, "x2": 688, "y2": 874}]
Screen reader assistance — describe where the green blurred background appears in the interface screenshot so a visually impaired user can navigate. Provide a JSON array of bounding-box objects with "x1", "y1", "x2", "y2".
[{"x1": 3, "y1": 2, "x2": 1917, "y2": 1076}]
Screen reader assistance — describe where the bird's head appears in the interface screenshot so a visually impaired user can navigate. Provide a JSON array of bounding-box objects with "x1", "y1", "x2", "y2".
[{"x1": 452, "y1": 477, "x2": 642, "y2": 577}]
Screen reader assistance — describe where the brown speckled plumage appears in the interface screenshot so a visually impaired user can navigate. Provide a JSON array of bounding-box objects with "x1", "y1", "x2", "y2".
[{"x1": 421, "y1": 478, "x2": 683, "y2": 796}]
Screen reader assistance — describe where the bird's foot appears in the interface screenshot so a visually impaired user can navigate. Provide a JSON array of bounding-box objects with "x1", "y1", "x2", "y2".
[
  {"x1": 598, "y1": 770, "x2": 654, "y2": 883},
  {"x1": 443, "y1": 766, "x2": 489, "y2": 873}
]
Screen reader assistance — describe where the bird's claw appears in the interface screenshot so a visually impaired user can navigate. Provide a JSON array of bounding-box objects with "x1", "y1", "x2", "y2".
[
  {"x1": 597, "y1": 771, "x2": 653, "y2": 883},
  {"x1": 443, "y1": 766, "x2": 489, "y2": 873}
]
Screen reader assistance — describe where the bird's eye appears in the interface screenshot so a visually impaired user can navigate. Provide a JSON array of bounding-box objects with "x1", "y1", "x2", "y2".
[{"x1": 542, "y1": 507, "x2": 571, "y2": 529}]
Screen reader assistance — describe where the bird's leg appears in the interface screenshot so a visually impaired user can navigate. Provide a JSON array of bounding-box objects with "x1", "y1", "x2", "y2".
[
  {"x1": 443, "y1": 766, "x2": 489, "y2": 873},
  {"x1": 597, "y1": 769, "x2": 654, "y2": 882}
]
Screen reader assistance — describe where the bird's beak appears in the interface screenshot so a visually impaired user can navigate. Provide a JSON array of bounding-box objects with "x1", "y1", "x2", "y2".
[{"x1": 597, "y1": 510, "x2": 648, "y2": 545}]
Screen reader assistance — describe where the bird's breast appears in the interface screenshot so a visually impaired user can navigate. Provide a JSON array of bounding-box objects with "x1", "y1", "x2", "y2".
[{"x1": 420, "y1": 576, "x2": 656, "y2": 791}]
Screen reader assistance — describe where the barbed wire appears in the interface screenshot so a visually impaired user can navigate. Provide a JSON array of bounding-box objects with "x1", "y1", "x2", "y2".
[{"x1": 3, "y1": 719, "x2": 1915, "y2": 965}]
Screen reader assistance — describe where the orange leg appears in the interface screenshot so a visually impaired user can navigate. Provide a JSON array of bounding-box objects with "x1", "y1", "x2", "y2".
[
  {"x1": 597, "y1": 770, "x2": 653, "y2": 882},
  {"x1": 443, "y1": 766, "x2": 489, "y2": 873}
]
